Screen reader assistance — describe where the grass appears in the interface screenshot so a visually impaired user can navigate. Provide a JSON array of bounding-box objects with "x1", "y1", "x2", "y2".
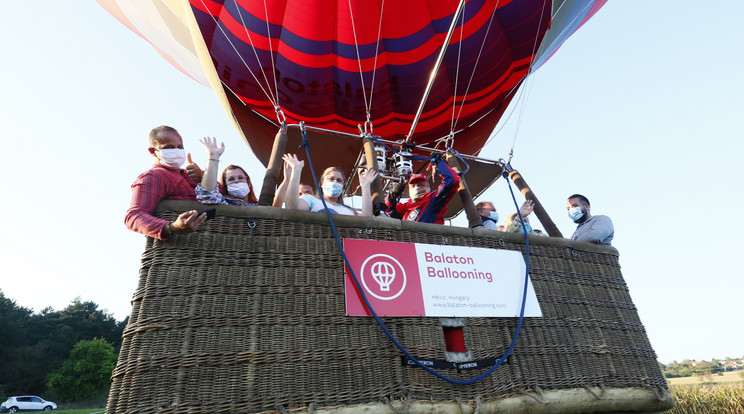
[
  {"x1": 668, "y1": 383, "x2": 744, "y2": 414},
  {"x1": 51, "y1": 410, "x2": 104, "y2": 414},
  {"x1": 40, "y1": 375, "x2": 743, "y2": 414}
]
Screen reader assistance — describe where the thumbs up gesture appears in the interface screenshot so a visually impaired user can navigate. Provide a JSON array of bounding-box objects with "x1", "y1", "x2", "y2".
[{"x1": 185, "y1": 152, "x2": 204, "y2": 182}]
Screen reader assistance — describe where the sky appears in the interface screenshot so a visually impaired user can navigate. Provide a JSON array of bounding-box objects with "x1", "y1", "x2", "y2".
[{"x1": 1, "y1": 1, "x2": 742, "y2": 365}]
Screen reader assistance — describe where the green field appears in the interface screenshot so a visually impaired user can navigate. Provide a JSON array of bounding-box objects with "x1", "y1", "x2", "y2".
[
  {"x1": 51, "y1": 410, "x2": 104, "y2": 414},
  {"x1": 667, "y1": 370, "x2": 744, "y2": 385}
]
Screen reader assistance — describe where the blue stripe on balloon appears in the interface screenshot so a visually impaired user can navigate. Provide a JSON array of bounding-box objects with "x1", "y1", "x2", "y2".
[{"x1": 217, "y1": 0, "x2": 491, "y2": 59}]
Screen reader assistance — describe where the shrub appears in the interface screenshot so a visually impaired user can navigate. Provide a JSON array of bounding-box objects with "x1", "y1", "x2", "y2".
[{"x1": 46, "y1": 338, "x2": 117, "y2": 402}]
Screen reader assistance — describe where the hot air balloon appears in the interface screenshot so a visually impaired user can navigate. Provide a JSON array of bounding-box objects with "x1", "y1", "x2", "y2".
[
  {"x1": 100, "y1": 0, "x2": 608, "y2": 218},
  {"x1": 100, "y1": 1, "x2": 671, "y2": 413}
]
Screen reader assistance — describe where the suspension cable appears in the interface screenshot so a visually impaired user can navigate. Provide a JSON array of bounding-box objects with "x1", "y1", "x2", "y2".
[
  {"x1": 211, "y1": 0, "x2": 278, "y2": 107},
  {"x1": 448, "y1": 4, "x2": 466, "y2": 134},
  {"x1": 482, "y1": 0, "x2": 553, "y2": 151},
  {"x1": 509, "y1": 1, "x2": 550, "y2": 154},
  {"x1": 367, "y1": 0, "x2": 386, "y2": 118},
  {"x1": 451, "y1": 0, "x2": 502, "y2": 133},
  {"x1": 261, "y1": 0, "x2": 281, "y2": 105},
  {"x1": 347, "y1": 0, "x2": 370, "y2": 114},
  {"x1": 495, "y1": 0, "x2": 595, "y2": 155},
  {"x1": 407, "y1": 0, "x2": 467, "y2": 142}
]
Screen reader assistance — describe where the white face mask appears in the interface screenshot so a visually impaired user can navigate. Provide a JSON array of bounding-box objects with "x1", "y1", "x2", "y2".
[
  {"x1": 227, "y1": 182, "x2": 251, "y2": 198},
  {"x1": 157, "y1": 148, "x2": 186, "y2": 169},
  {"x1": 322, "y1": 182, "x2": 343, "y2": 198}
]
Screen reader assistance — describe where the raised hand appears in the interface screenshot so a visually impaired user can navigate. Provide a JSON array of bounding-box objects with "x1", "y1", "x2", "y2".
[
  {"x1": 282, "y1": 153, "x2": 305, "y2": 171},
  {"x1": 519, "y1": 199, "x2": 535, "y2": 218},
  {"x1": 282, "y1": 159, "x2": 292, "y2": 181},
  {"x1": 281, "y1": 154, "x2": 306, "y2": 211},
  {"x1": 199, "y1": 137, "x2": 225, "y2": 159},
  {"x1": 359, "y1": 168, "x2": 378, "y2": 187}
]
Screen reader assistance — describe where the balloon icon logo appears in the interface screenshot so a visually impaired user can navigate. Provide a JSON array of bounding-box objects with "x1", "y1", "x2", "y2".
[
  {"x1": 360, "y1": 254, "x2": 406, "y2": 300},
  {"x1": 371, "y1": 261, "x2": 395, "y2": 291}
]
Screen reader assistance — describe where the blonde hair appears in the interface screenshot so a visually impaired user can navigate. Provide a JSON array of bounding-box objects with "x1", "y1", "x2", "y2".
[{"x1": 320, "y1": 166, "x2": 346, "y2": 205}]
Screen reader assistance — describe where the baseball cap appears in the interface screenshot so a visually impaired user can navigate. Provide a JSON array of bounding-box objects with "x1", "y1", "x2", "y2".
[{"x1": 408, "y1": 173, "x2": 428, "y2": 184}]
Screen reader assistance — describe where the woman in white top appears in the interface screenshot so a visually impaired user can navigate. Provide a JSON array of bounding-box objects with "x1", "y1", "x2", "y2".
[{"x1": 282, "y1": 153, "x2": 376, "y2": 216}]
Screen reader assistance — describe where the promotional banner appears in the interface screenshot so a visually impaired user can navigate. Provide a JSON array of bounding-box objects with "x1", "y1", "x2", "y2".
[{"x1": 343, "y1": 239, "x2": 542, "y2": 317}]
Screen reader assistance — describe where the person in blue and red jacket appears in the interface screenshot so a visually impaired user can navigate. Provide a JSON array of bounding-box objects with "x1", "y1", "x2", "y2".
[{"x1": 385, "y1": 156, "x2": 460, "y2": 225}]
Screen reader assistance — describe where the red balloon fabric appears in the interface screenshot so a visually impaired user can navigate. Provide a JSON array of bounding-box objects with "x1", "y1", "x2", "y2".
[{"x1": 190, "y1": 0, "x2": 552, "y2": 154}]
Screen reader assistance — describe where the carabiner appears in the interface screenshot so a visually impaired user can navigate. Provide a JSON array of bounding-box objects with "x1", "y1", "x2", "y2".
[{"x1": 275, "y1": 106, "x2": 287, "y2": 125}]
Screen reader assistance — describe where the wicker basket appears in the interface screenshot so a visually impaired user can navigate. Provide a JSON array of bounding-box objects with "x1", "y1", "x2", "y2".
[{"x1": 106, "y1": 200, "x2": 672, "y2": 413}]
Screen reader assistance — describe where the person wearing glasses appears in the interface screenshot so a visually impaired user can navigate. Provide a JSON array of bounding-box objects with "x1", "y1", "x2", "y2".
[{"x1": 195, "y1": 137, "x2": 258, "y2": 206}]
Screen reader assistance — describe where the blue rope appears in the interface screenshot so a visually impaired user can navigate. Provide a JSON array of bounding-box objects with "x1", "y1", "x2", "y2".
[
  {"x1": 450, "y1": 150, "x2": 471, "y2": 176},
  {"x1": 405, "y1": 154, "x2": 432, "y2": 162},
  {"x1": 370, "y1": 135, "x2": 395, "y2": 153},
  {"x1": 299, "y1": 128, "x2": 531, "y2": 384}
]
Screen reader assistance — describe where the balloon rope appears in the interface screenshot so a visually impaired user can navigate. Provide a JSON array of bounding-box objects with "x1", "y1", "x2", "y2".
[
  {"x1": 199, "y1": 0, "x2": 278, "y2": 107},
  {"x1": 261, "y1": 0, "x2": 281, "y2": 106},
  {"x1": 505, "y1": 0, "x2": 594, "y2": 155},
  {"x1": 347, "y1": 0, "x2": 371, "y2": 115},
  {"x1": 510, "y1": 1, "x2": 551, "y2": 154},
  {"x1": 451, "y1": 0, "x2": 502, "y2": 133},
  {"x1": 232, "y1": 0, "x2": 279, "y2": 106},
  {"x1": 367, "y1": 0, "x2": 386, "y2": 118},
  {"x1": 407, "y1": 0, "x2": 467, "y2": 143},
  {"x1": 482, "y1": 0, "x2": 554, "y2": 152},
  {"x1": 448, "y1": 4, "x2": 466, "y2": 134}
]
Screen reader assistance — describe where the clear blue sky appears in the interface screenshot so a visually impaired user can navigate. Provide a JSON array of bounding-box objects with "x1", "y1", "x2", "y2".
[{"x1": 1, "y1": 1, "x2": 742, "y2": 364}]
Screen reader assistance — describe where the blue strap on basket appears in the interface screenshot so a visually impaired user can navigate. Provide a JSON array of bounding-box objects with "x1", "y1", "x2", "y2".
[{"x1": 300, "y1": 127, "x2": 531, "y2": 385}]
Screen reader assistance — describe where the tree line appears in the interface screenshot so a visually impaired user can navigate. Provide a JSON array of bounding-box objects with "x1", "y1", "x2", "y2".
[
  {"x1": 661, "y1": 358, "x2": 743, "y2": 378},
  {"x1": 0, "y1": 290, "x2": 127, "y2": 402}
]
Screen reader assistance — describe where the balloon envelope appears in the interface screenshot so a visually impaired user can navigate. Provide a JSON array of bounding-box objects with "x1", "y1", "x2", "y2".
[{"x1": 99, "y1": 0, "x2": 606, "y2": 216}]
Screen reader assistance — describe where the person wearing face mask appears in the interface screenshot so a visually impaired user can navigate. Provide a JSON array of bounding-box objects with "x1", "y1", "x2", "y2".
[
  {"x1": 281, "y1": 153, "x2": 376, "y2": 216},
  {"x1": 476, "y1": 201, "x2": 500, "y2": 229},
  {"x1": 220, "y1": 165, "x2": 258, "y2": 205},
  {"x1": 491, "y1": 199, "x2": 536, "y2": 234},
  {"x1": 125, "y1": 125, "x2": 207, "y2": 240},
  {"x1": 194, "y1": 136, "x2": 259, "y2": 206},
  {"x1": 566, "y1": 194, "x2": 614, "y2": 245},
  {"x1": 271, "y1": 160, "x2": 316, "y2": 208},
  {"x1": 504, "y1": 200, "x2": 546, "y2": 236},
  {"x1": 385, "y1": 156, "x2": 460, "y2": 225}
]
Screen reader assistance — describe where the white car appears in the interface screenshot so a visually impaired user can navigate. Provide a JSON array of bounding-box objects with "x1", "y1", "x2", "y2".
[{"x1": 0, "y1": 396, "x2": 57, "y2": 412}]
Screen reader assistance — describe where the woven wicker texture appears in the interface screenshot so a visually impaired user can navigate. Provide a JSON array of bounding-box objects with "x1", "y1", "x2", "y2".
[{"x1": 106, "y1": 201, "x2": 669, "y2": 413}]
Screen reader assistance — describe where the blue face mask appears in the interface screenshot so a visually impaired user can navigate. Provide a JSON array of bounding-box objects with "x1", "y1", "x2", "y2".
[
  {"x1": 522, "y1": 222, "x2": 532, "y2": 234},
  {"x1": 568, "y1": 206, "x2": 584, "y2": 222},
  {"x1": 322, "y1": 182, "x2": 343, "y2": 198},
  {"x1": 488, "y1": 211, "x2": 499, "y2": 222}
]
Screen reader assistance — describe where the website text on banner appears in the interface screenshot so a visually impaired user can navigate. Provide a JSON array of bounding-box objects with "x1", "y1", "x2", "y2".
[{"x1": 343, "y1": 239, "x2": 542, "y2": 318}]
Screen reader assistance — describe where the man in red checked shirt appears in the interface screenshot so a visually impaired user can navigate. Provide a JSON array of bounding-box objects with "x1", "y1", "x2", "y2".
[{"x1": 125, "y1": 125, "x2": 207, "y2": 240}]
